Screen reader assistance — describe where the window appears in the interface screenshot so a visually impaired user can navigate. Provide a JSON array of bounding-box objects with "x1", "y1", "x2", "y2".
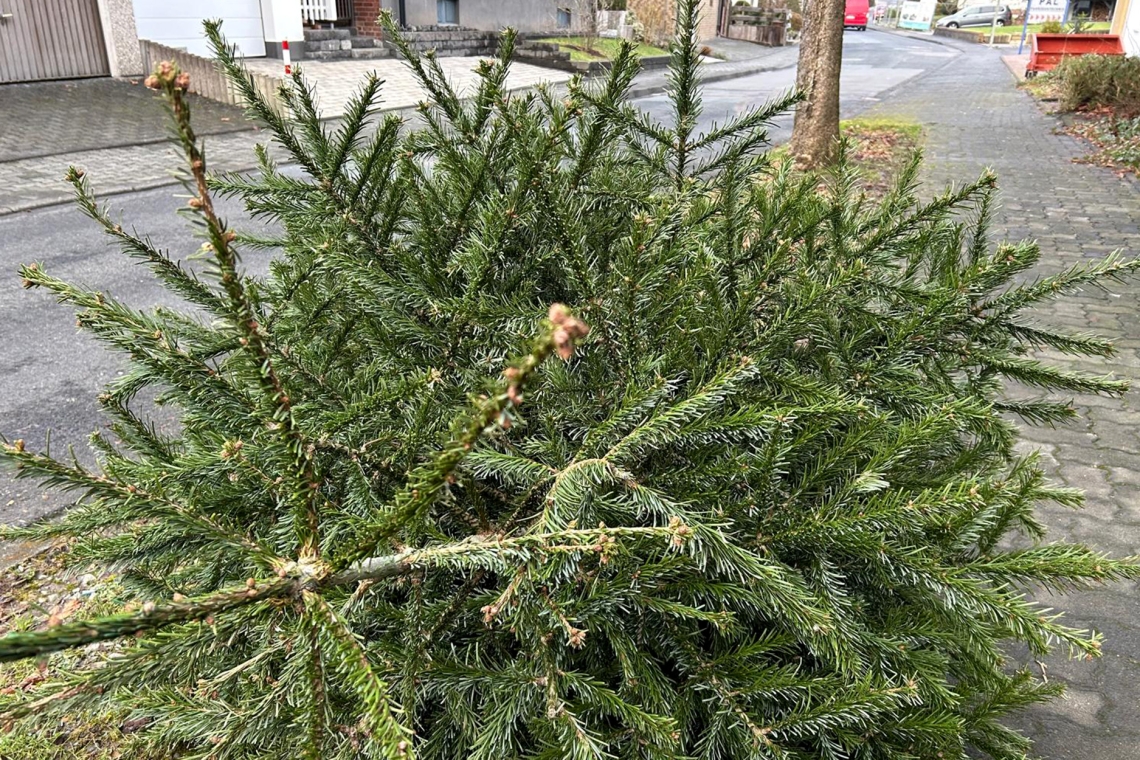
[
  {"x1": 437, "y1": 0, "x2": 458, "y2": 25},
  {"x1": 557, "y1": 7, "x2": 572, "y2": 28}
]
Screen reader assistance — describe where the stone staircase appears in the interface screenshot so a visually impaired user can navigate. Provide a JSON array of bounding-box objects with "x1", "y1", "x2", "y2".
[
  {"x1": 302, "y1": 28, "x2": 390, "y2": 61},
  {"x1": 515, "y1": 40, "x2": 572, "y2": 68},
  {"x1": 393, "y1": 28, "x2": 501, "y2": 57},
  {"x1": 303, "y1": 27, "x2": 572, "y2": 64}
]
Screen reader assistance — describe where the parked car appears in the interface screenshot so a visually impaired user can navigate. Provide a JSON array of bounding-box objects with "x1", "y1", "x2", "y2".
[
  {"x1": 936, "y1": 4, "x2": 1013, "y2": 27},
  {"x1": 845, "y1": 0, "x2": 870, "y2": 29}
]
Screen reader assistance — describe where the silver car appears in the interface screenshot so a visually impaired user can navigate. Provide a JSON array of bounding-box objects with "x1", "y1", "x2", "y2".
[{"x1": 936, "y1": 4, "x2": 1013, "y2": 27}]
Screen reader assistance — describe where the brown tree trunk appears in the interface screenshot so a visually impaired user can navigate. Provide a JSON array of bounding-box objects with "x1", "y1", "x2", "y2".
[
  {"x1": 790, "y1": 0, "x2": 846, "y2": 169},
  {"x1": 580, "y1": 0, "x2": 599, "y2": 53}
]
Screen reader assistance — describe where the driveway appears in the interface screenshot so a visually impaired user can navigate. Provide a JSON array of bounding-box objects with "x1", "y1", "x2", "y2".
[{"x1": 0, "y1": 77, "x2": 250, "y2": 162}]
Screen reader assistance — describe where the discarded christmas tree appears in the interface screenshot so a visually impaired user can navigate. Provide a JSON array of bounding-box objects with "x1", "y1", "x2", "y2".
[{"x1": 2, "y1": 2, "x2": 1138, "y2": 757}]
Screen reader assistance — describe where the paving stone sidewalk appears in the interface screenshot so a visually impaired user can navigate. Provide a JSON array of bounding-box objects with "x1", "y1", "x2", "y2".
[
  {"x1": 0, "y1": 45, "x2": 802, "y2": 216},
  {"x1": 867, "y1": 41, "x2": 1140, "y2": 760},
  {"x1": 0, "y1": 57, "x2": 559, "y2": 214},
  {"x1": 0, "y1": 46, "x2": 798, "y2": 216},
  {"x1": 0, "y1": 78, "x2": 251, "y2": 161},
  {"x1": 244, "y1": 56, "x2": 573, "y2": 119}
]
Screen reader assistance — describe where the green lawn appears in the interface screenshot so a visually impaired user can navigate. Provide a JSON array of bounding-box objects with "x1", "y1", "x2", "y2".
[
  {"x1": 840, "y1": 117, "x2": 923, "y2": 142},
  {"x1": 536, "y1": 36, "x2": 669, "y2": 62},
  {"x1": 766, "y1": 117, "x2": 923, "y2": 197}
]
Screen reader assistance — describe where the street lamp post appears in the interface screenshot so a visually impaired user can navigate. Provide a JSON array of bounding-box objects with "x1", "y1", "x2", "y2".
[{"x1": 1019, "y1": 0, "x2": 1035, "y2": 53}]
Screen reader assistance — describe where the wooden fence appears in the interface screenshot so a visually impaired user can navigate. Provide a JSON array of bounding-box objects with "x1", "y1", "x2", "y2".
[
  {"x1": 726, "y1": 7, "x2": 789, "y2": 46},
  {"x1": 139, "y1": 39, "x2": 283, "y2": 112}
]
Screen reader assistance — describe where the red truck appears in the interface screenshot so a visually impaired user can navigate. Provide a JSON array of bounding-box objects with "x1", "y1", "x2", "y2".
[{"x1": 845, "y1": 0, "x2": 870, "y2": 29}]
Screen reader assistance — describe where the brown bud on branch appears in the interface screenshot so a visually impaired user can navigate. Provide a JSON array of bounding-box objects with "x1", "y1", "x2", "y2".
[{"x1": 548, "y1": 303, "x2": 590, "y2": 361}]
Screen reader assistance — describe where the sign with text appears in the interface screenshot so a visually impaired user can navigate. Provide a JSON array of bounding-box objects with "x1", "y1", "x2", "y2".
[
  {"x1": 1026, "y1": 0, "x2": 1069, "y2": 24},
  {"x1": 898, "y1": 0, "x2": 937, "y2": 29}
]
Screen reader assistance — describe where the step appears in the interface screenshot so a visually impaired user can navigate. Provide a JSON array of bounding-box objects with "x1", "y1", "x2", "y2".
[
  {"x1": 349, "y1": 47, "x2": 392, "y2": 59},
  {"x1": 404, "y1": 46, "x2": 492, "y2": 57},
  {"x1": 375, "y1": 39, "x2": 498, "y2": 57},
  {"x1": 517, "y1": 41, "x2": 563, "y2": 52},
  {"x1": 304, "y1": 49, "x2": 354, "y2": 60},
  {"x1": 311, "y1": 38, "x2": 353, "y2": 52},
  {"x1": 405, "y1": 39, "x2": 497, "y2": 50},
  {"x1": 303, "y1": 28, "x2": 352, "y2": 41},
  {"x1": 399, "y1": 30, "x2": 499, "y2": 42},
  {"x1": 517, "y1": 48, "x2": 571, "y2": 61},
  {"x1": 350, "y1": 36, "x2": 378, "y2": 48}
]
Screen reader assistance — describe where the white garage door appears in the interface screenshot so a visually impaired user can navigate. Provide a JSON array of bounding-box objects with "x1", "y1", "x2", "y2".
[
  {"x1": 131, "y1": 0, "x2": 267, "y2": 57},
  {"x1": 0, "y1": 0, "x2": 110, "y2": 83}
]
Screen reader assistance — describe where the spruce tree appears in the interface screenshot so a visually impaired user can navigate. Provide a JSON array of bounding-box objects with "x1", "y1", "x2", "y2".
[{"x1": 2, "y1": 3, "x2": 1138, "y2": 758}]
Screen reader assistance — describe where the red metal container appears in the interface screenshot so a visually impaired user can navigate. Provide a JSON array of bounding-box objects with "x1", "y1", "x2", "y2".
[{"x1": 1026, "y1": 33, "x2": 1125, "y2": 76}]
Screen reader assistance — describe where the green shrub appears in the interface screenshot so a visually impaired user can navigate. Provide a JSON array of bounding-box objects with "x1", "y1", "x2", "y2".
[
  {"x1": 1038, "y1": 18, "x2": 1063, "y2": 33},
  {"x1": 1, "y1": 2, "x2": 1137, "y2": 758},
  {"x1": 1066, "y1": 13, "x2": 1094, "y2": 33},
  {"x1": 1053, "y1": 53, "x2": 1140, "y2": 115},
  {"x1": 0, "y1": 732, "x2": 59, "y2": 759}
]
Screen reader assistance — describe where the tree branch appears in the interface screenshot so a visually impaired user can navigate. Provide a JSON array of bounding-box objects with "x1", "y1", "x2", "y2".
[{"x1": 145, "y1": 62, "x2": 323, "y2": 559}]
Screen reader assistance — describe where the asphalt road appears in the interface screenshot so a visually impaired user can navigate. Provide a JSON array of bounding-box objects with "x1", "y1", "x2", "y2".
[
  {"x1": 634, "y1": 29, "x2": 957, "y2": 142},
  {"x1": 0, "y1": 30, "x2": 959, "y2": 526}
]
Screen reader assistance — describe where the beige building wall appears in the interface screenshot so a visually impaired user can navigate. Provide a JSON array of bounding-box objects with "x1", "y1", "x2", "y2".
[
  {"x1": 696, "y1": 0, "x2": 721, "y2": 39},
  {"x1": 1111, "y1": 0, "x2": 1140, "y2": 54},
  {"x1": 96, "y1": 0, "x2": 144, "y2": 77},
  {"x1": 628, "y1": 0, "x2": 720, "y2": 45}
]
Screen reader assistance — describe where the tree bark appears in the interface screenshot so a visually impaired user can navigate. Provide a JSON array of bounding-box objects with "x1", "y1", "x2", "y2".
[
  {"x1": 579, "y1": 0, "x2": 599, "y2": 53},
  {"x1": 790, "y1": 0, "x2": 846, "y2": 169}
]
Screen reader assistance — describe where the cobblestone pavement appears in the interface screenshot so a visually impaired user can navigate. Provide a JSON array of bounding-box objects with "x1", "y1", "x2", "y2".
[
  {"x1": 868, "y1": 36, "x2": 1140, "y2": 760},
  {"x1": 704, "y1": 36, "x2": 801, "y2": 61},
  {"x1": 244, "y1": 56, "x2": 574, "y2": 118},
  {"x1": 247, "y1": 41, "x2": 799, "y2": 119},
  {"x1": 0, "y1": 50, "x2": 798, "y2": 216},
  {"x1": 0, "y1": 131, "x2": 273, "y2": 215},
  {"x1": 0, "y1": 78, "x2": 250, "y2": 161},
  {"x1": 2, "y1": 56, "x2": 578, "y2": 213}
]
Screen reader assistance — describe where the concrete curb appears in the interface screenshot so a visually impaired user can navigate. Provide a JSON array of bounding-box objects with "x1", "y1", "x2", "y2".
[
  {"x1": 870, "y1": 25, "x2": 958, "y2": 48},
  {"x1": 1001, "y1": 54, "x2": 1030, "y2": 81},
  {"x1": 0, "y1": 55, "x2": 798, "y2": 217},
  {"x1": 1, "y1": 178, "x2": 223, "y2": 217},
  {"x1": 0, "y1": 123, "x2": 255, "y2": 168},
  {"x1": 627, "y1": 57, "x2": 796, "y2": 100},
  {"x1": 0, "y1": 100, "x2": 418, "y2": 218},
  {"x1": 933, "y1": 26, "x2": 1014, "y2": 44},
  {"x1": 0, "y1": 538, "x2": 56, "y2": 574}
]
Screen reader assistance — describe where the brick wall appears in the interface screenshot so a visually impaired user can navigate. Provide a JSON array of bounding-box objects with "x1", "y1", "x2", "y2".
[
  {"x1": 628, "y1": 0, "x2": 719, "y2": 46},
  {"x1": 354, "y1": 0, "x2": 383, "y2": 36},
  {"x1": 696, "y1": 0, "x2": 720, "y2": 39}
]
